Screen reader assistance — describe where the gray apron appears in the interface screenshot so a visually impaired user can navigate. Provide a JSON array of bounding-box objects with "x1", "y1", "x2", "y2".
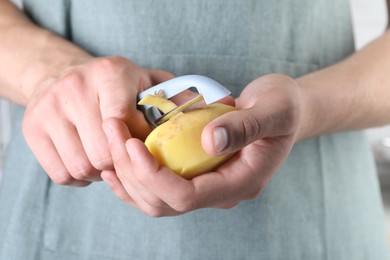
[{"x1": 0, "y1": 0, "x2": 388, "y2": 259}]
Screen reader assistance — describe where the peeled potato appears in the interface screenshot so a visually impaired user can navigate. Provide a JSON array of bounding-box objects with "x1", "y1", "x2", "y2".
[{"x1": 139, "y1": 95, "x2": 235, "y2": 179}]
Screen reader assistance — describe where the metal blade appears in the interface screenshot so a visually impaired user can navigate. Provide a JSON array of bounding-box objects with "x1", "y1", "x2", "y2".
[{"x1": 154, "y1": 95, "x2": 204, "y2": 125}]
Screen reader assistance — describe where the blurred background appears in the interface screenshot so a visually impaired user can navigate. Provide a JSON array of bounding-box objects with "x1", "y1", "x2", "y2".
[
  {"x1": 1, "y1": 0, "x2": 390, "y2": 229},
  {"x1": 349, "y1": 0, "x2": 390, "y2": 233}
]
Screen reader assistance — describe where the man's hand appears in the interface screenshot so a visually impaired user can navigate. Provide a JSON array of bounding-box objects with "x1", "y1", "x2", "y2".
[
  {"x1": 101, "y1": 74, "x2": 302, "y2": 216},
  {"x1": 22, "y1": 56, "x2": 172, "y2": 186}
]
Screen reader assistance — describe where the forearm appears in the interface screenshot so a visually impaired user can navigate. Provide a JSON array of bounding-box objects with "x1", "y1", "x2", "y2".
[
  {"x1": 0, "y1": 0, "x2": 91, "y2": 105},
  {"x1": 296, "y1": 30, "x2": 390, "y2": 141}
]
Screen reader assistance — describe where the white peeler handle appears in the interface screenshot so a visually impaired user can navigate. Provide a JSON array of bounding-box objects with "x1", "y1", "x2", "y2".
[{"x1": 138, "y1": 75, "x2": 231, "y2": 106}]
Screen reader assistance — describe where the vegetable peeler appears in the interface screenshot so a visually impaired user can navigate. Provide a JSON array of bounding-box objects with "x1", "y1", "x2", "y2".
[{"x1": 138, "y1": 75, "x2": 231, "y2": 128}]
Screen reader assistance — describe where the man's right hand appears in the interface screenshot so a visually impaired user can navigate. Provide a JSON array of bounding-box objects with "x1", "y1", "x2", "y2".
[{"x1": 22, "y1": 56, "x2": 172, "y2": 186}]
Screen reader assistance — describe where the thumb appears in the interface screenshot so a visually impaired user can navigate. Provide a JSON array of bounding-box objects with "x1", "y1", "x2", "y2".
[
  {"x1": 201, "y1": 108, "x2": 263, "y2": 156},
  {"x1": 202, "y1": 101, "x2": 292, "y2": 156}
]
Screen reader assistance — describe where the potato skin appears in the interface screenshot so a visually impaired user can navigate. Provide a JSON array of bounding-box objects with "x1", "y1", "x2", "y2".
[{"x1": 145, "y1": 103, "x2": 235, "y2": 179}]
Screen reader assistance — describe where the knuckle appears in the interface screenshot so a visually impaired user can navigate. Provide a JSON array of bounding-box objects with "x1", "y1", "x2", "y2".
[
  {"x1": 142, "y1": 206, "x2": 164, "y2": 218},
  {"x1": 60, "y1": 71, "x2": 85, "y2": 92},
  {"x1": 170, "y1": 197, "x2": 194, "y2": 213},
  {"x1": 90, "y1": 154, "x2": 113, "y2": 171},
  {"x1": 41, "y1": 92, "x2": 59, "y2": 111},
  {"x1": 69, "y1": 163, "x2": 96, "y2": 180},
  {"x1": 238, "y1": 113, "x2": 262, "y2": 146},
  {"x1": 57, "y1": 71, "x2": 87, "y2": 103},
  {"x1": 93, "y1": 56, "x2": 128, "y2": 74},
  {"x1": 21, "y1": 113, "x2": 36, "y2": 134},
  {"x1": 50, "y1": 173, "x2": 74, "y2": 185},
  {"x1": 101, "y1": 103, "x2": 133, "y2": 123},
  {"x1": 135, "y1": 172, "x2": 150, "y2": 187},
  {"x1": 23, "y1": 95, "x2": 63, "y2": 137},
  {"x1": 144, "y1": 196, "x2": 165, "y2": 209},
  {"x1": 112, "y1": 156, "x2": 124, "y2": 168},
  {"x1": 29, "y1": 92, "x2": 61, "y2": 120}
]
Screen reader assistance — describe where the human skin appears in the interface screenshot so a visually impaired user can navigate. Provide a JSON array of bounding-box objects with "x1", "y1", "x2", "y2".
[
  {"x1": 1, "y1": 0, "x2": 390, "y2": 216},
  {"x1": 101, "y1": 13, "x2": 390, "y2": 216},
  {"x1": 0, "y1": 0, "x2": 173, "y2": 186}
]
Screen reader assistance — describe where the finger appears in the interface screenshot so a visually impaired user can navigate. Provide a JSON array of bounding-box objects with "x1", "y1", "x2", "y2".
[
  {"x1": 125, "y1": 138, "x2": 197, "y2": 213},
  {"x1": 101, "y1": 118, "x2": 134, "y2": 180},
  {"x1": 103, "y1": 118, "x2": 171, "y2": 214},
  {"x1": 24, "y1": 131, "x2": 91, "y2": 187},
  {"x1": 101, "y1": 170, "x2": 137, "y2": 206},
  {"x1": 202, "y1": 75, "x2": 301, "y2": 156},
  {"x1": 148, "y1": 69, "x2": 174, "y2": 86},
  {"x1": 126, "y1": 137, "x2": 261, "y2": 211},
  {"x1": 48, "y1": 119, "x2": 101, "y2": 182},
  {"x1": 93, "y1": 57, "x2": 151, "y2": 139},
  {"x1": 73, "y1": 109, "x2": 112, "y2": 172},
  {"x1": 201, "y1": 107, "x2": 262, "y2": 156},
  {"x1": 124, "y1": 138, "x2": 272, "y2": 213},
  {"x1": 202, "y1": 93, "x2": 295, "y2": 156},
  {"x1": 174, "y1": 143, "x2": 272, "y2": 209},
  {"x1": 55, "y1": 67, "x2": 113, "y2": 172},
  {"x1": 212, "y1": 201, "x2": 240, "y2": 209}
]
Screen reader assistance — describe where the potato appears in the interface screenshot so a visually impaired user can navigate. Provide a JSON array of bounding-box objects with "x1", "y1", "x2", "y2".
[{"x1": 139, "y1": 95, "x2": 235, "y2": 179}]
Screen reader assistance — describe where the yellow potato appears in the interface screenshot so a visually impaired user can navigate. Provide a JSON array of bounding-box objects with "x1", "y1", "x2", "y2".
[{"x1": 139, "y1": 95, "x2": 235, "y2": 179}]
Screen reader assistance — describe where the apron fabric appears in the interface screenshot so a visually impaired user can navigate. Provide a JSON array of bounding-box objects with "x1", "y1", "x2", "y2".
[{"x1": 0, "y1": 0, "x2": 389, "y2": 259}]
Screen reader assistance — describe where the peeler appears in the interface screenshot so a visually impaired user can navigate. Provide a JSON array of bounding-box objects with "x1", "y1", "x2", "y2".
[{"x1": 138, "y1": 75, "x2": 231, "y2": 128}]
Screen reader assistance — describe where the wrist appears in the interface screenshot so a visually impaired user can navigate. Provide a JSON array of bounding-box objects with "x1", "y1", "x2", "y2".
[
  {"x1": 294, "y1": 70, "x2": 344, "y2": 142},
  {"x1": 294, "y1": 76, "x2": 315, "y2": 142},
  {"x1": 18, "y1": 31, "x2": 92, "y2": 105}
]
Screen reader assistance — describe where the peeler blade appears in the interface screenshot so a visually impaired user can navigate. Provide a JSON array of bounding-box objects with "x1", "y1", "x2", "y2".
[
  {"x1": 138, "y1": 75, "x2": 231, "y2": 127},
  {"x1": 154, "y1": 94, "x2": 204, "y2": 125}
]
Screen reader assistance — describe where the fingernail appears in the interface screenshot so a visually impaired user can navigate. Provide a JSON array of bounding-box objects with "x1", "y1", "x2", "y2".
[{"x1": 214, "y1": 127, "x2": 229, "y2": 153}]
